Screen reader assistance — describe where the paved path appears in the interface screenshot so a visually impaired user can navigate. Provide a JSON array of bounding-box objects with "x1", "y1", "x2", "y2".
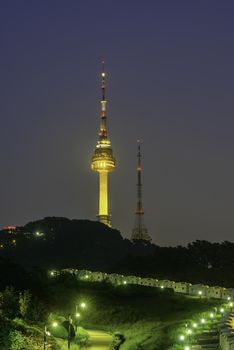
[
  {"x1": 87, "y1": 330, "x2": 112, "y2": 350},
  {"x1": 55, "y1": 329, "x2": 112, "y2": 350}
]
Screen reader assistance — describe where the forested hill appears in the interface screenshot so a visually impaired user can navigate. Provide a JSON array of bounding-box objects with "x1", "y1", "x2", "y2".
[
  {"x1": 0, "y1": 217, "x2": 154, "y2": 270},
  {"x1": 1, "y1": 217, "x2": 234, "y2": 287}
]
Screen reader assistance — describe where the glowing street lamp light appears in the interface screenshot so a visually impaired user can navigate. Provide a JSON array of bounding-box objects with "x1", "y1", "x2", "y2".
[
  {"x1": 193, "y1": 323, "x2": 198, "y2": 328},
  {"x1": 209, "y1": 313, "x2": 214, "y2": 319},
  {"x1": 179, "y1": 335, "x2": 185, "y2": 341},
  {"x1": 80, "y1": 302, "x2": 86, "y2": 309},
  {"x1": 187, "y1": 329, "x2": 192, "y2": 335},
  {"x1": 198, "y1": 290, "x2": 202, "y2": 297},
  {"x1": 201, "y1": 318, "x2": 206, "y2": 324},
  {"x1": 220, "y1": 308, "x2": 224, "y2": 314},
  {"x1": 184, "y1": 346, "x2": 190, "y2": 350}
]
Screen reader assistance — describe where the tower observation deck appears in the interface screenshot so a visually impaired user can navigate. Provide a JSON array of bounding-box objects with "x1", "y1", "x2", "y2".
[
  {"x1": 131, "y1": 141, "x2": 152, "y2": 243},
  {"x1": 91, "y1": 63, "x2": 115, "y2": 227}
]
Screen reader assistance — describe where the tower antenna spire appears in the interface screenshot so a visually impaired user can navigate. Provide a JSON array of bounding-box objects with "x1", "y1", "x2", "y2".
[
  {"x1": 101, "y1": 60, "x2": 106, "y2": 101},
  {"x1": 131, "y1": 141, "x2": 152, "y2": 243},
  {"x1": 100, "y1": 61, "x2": 107, "y2": 139}
]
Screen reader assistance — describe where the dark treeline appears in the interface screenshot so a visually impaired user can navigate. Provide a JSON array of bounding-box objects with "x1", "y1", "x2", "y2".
[{"x1": 1, "y1": 217, "x2": 234, "y2": 287}]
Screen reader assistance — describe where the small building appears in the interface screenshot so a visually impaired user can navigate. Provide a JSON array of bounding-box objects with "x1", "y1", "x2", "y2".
[
  {"x1": 188, "y1": 284, "x2": 209, "y2": 297},
  {"x1": 173, "y1": 282, "x2": 190, "y2": 294}
]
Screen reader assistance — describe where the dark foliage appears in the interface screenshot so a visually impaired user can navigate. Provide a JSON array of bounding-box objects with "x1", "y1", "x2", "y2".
[{"x1": 1, "y1": 217, "x2": 234, "y2": 286}]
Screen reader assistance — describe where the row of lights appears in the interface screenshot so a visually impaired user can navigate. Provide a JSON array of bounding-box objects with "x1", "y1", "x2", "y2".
[
  {"x1": 49, "y1": 270, "x2": 233, "y2": 301},
  {"x1": 178, "y1": 299, "x2": 233, "y2": 350}
]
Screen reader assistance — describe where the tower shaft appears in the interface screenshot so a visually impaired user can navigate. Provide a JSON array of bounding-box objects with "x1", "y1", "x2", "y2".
[
  {"x1": 91, "y1": 63, "x2": 115, "y2": 227},
  {"x1": 99, "y1": 171, "x2": 108, "y2": 214},
  {"x1": 131, "y1": 141, "x2": 152, "y2": 243}
]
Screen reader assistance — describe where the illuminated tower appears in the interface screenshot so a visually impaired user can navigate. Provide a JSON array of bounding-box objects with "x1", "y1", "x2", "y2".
[
  {"x1": 131, "y1": 141, "x2": 152, "y2": 242},
  {"x1": 91, "y1": 63, "x2": 116, "y2": 227}
]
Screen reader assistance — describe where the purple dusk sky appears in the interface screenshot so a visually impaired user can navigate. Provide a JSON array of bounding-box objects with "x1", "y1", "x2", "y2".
[{"x1": 0, "y1": 1, "x2": 234, "y2": 245}]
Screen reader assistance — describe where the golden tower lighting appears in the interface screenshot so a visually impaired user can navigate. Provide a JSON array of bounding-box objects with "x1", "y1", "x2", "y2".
[{"x1": 91, "y1": 63, "x2": 116, "y2": 227}]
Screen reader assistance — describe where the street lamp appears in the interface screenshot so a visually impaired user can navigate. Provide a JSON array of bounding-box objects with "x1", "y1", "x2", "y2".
[
  {"x1": 67, "y1": 314, "x2": 72, "y2": 349},
  {"x1": 74, "y1": 308, "x2": 81, "y2": 332},
  {"x1": 44, "y1": 325, "x2": 49, "y2": 350},
  {"x1": 74, "y1": 302, "x2": 87, "y2": 332},
  {"x1": 80, "y1": 302, "x2": 86, "y2": 309},
  {"x1": 44, "y1": 322, "x2": 57, "y2": 349}
]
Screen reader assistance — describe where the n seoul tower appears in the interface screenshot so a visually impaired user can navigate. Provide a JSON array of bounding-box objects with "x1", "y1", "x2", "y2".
[{"x1": 91, "y1": 63, "x2": 116, "y2": 227}]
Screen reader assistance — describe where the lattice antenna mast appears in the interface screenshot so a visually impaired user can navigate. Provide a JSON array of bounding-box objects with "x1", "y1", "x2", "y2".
[
  {"x1": 131, "y1": 140, "x2": 152, "y2": 243},
  {"x1": 136, "y1": 140, "x2": 143, "y2": 215}
]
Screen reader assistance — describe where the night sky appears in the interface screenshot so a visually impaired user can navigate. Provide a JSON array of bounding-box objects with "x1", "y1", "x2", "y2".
[{"x1": 1, "y1": 1, "x2": 234, "y2": 246}]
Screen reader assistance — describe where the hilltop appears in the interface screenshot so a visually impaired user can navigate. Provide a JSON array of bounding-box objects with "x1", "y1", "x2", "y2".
[
  {"x1": 0, "y1": 217, "x2": 154, "y2": 270},
  {"x1": 1, "y1": 217, "x2": 234, "y2": 287}
]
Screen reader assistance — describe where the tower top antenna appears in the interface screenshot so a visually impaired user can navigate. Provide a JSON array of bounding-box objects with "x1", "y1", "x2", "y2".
[{"x1": 99, "y1": 61, "x2": 107, "y2": 138}]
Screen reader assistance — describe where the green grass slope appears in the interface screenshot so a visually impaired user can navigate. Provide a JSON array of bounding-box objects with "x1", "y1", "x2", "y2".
[{"x1": 48, "y1": 277, "x2": 222, "y2": 350}]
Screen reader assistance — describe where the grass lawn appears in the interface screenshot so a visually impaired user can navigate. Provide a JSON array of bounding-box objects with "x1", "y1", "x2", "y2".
[{"x1": 48, "y1": 279, "x2": 223, "y2": 350}]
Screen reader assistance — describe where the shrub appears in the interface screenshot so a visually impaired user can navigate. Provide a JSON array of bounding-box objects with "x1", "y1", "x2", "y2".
[
  {"x1": 19, "y1": 290, "x2": 31, "y2": 319},
  {"x1": 0, "y1": 287, "x2": 19, "y2": 319},
  {"x1": 8, "y1": 330, "x2": 25, "y2": 350},
  {"x1": 111, "y1": 332, "x2": 126, "y2": 349},
  {"x1": 74, "y1": 327, "x2": 90, "y2": 346},
  {"x1": 27, "y1": 297, "x2": 47, "y2": 322}
]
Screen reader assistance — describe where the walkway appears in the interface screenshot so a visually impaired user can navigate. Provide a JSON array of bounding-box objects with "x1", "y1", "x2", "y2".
[
  {"x1": 55, "y1": 330, "x2": 112, "y2": 350},
  {"x1": 87, "y1": 330, "x2": 112, "y2": 350}
]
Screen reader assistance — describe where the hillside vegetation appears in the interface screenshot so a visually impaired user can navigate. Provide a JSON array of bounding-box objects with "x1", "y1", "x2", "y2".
[
  {"x1": 1, "y1": 217, "x2": 234, "y2": 287},
  {"x1": 48, "y1": 274, "x2": 222, "y2": 350},
  {"x1": 0, "y1": 254, "x2": 224, "y2": 350}
]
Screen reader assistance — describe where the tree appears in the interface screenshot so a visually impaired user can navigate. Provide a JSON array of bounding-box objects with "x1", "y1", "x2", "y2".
[
  {"x1": 27, "y1": 296, "x2": 47, "y2": 322},
  {"x1": 19, "y1": 290, "x2": 31, "y2": 319},
  {"x1": 0, "y1": 287, "x2": 19, "y2": 319},
  {"x1": 8, "y1": 330, "x2": 25, "y2": 350}
]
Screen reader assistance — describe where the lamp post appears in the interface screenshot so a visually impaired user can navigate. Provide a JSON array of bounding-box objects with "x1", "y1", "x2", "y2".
[
  {"x1": 74, "y1": 302, "x2": 86, "y2": 332},
  {"x1": 68, "y1": 314, "x2": 72, "y2": 349},
  {"x1": 43, "y1": 325, "x2": 47, "y2": 350},
  {"x1": 44, "y1": 322, "x2": 57, "y2": 349},
  {"x1": 74, "y1": 305, "x2": 81, "y2": 332}
]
